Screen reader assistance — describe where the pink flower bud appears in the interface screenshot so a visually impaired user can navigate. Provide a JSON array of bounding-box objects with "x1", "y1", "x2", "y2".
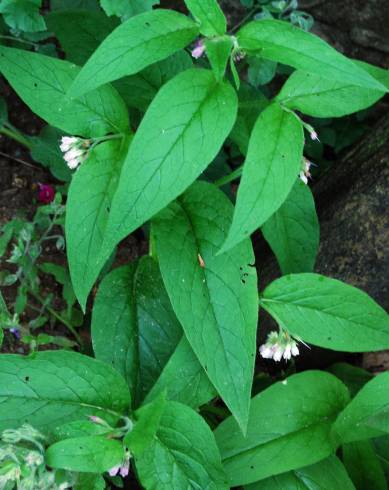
[
  {"x1": 191, "y1": 40, "x2": 205, "y2": 59},
  {"x1": 310, "y1": 130, "x2": 319, "y2": 141}
]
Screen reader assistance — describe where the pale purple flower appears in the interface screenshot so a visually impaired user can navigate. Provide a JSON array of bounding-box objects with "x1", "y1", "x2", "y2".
[
  {"x1": 60, "y1": 136, "x2": 78, "y2": 152},
  {"x1": 259, "y1": 331, "x2": 301, "y2": 362},
  {"x1": 108, "y1": 465, "x2": 121, "y2": 477},
  {"x1": 191, "y1": 40, "x2": 205, "y2": 59}
]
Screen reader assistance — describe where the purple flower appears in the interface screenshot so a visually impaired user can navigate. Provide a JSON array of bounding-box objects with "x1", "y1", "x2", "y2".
[
  {"x1": 191, "y1": 40, "x2": 205, "y2": 59},
  {"x1": 37, "y1": 184, "x2": 55, "y2": 204},
  {"x1": 10, "y1": 327, "x2": 21, "y2": 339}
]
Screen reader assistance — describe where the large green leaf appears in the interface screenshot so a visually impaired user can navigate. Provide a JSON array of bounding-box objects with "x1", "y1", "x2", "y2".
[
  {"x1": 237, "y1": 19, "x2": 387, "y2": 91},
  {"x1": 0, "y1": 351, "x2": 130, "y2": 434},
  {"x1": 66, "y1": 140, "x2": 128, "y2": 310},
  {"x1": 184, "y1": 0, "x2": 226, "y2": 37},
  {"x1": 144, "y1": 337, "x2": 216, "y2": 409},
  {"x1": 69, "y1": 9, "x2": 198, "y2": 97},
  {"x1": 153, "y1": 181, "x2": 258, "y2": 432},
  {"x1": 0, "y1": 46, "x2": 128, "y2": 137},
  {"x1": 46, "y1": 436, "x2": 124, "y2": 473},
  {"x1": 215, "y1": 371, "x2": 350, "y2": 486},
  {"x1": 221, "y1": 102, "x2": 303, "y2": 253},
  {"x1": 277, "y1": 61, "x2": 388, "y2": 118},
  {"x1": 91, "y1": 257, "x2": 182, "y2": 406},
  {"x1": 101, "y1": 68, "x2": 237, "y2": 274},
  {"x1": 46, "y1": 9, "x2": 119, "y2": 65},
  {"x1": 261, "y1": 180, "x2": 319, "y2": 274},
  {"x1": 334, "y1": 372, "x2": 389, "y2": 443},
  {"x1": 135, "y1": 401, "x2": 228, "y2": 489},
  {"x1": 245, "y1": 456, "x2": 356, "y2": 490},
  {"x1": 260, "y1": 273, "x2": 389, "y2": 352},
  {"x1": 343, "y1": 441, "x2": 387, "y2": 490}
]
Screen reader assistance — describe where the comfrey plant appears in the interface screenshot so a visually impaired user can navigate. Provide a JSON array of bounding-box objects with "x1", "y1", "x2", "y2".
[{"x1": 0, "y1": 0, "x2": 389, "y2": 488}]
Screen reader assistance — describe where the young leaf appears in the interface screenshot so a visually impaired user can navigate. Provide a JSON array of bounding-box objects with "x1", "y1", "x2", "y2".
[
  {"x1": 66, "y1": 140, "x2": 128, "y2": 310},
  {"x1": 184, "y1": 0, "x2": 227, "y2": 37},
  {"x1": 0, "y1": 351, "x2": 131, "y2": 434},
  {"x1": 334, "y1": 372, "x2": 389, "y2": 443},
  {"x1": 205, "y1": 35, "x2": 233, "y2": 81},
  {"x1": 343, "y1": 441, "x2": 387, "y2": 490},
  {"x1": 144, "y1": 337, "x2": 216, "y2": 409},
  {"x1": 0, "y1": 46, "x2": 128, "y2": 137},
  {"x1": 101, "y1": 68, "x2": 237, "y2": 269},
  {"x1": 260, "y1": 273, "x2": 389, "y2": 352},
  {"x1": 237, "y1": 19, "x2": 387, "y2": 91},
  {"x1": 277, "y1": 62, "x2": 388, "y2": 118},
  {"x1": 91, "y1": 257, "x2": 182, "y2": 406},
  {"x1": 215, "y1": 371, "x2": 350, "y2": 486},
  {"x1": 153, "y1": 181, "x2": 258, "y2": 432},
  {"x1": 135, "y1": 401, "x2": 228, "y2": 489},
  {"x1": 69, "y1": 10, "x2": 199, "y2": 97},
  {"x1": 46, "y1": 9, "x2": 119, "y2": 65},
  {"x1": 46, "y1": 436, "x2": 124, "y2": 473},
  {"x1": 261, "y1": 180, "x2": 320, "y2": 274},
  {"x1": 221, "y1": 102, "x2": 303, "y2": 253},
  {"x1": 245, "y1": 456, "x2": 355, "y2": 489}
]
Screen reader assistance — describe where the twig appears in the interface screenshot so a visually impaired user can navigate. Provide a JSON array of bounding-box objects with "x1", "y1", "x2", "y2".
[{"x1": 0, "y1": 150, "x2": 38, "y2": 169}]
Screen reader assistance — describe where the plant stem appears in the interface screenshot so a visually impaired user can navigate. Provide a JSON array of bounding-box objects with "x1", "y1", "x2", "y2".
[
  {"x1": 0, "y1": 125, "x2": 32, "y2": 149},
  {"x1": 214, "y1": 165, "x2": 243, "y2": 187},
  {"x1": 0, "y1": 35, "x2": 38, "y2": 47},
  {"x1": 30, "y1": 291, "x2": 83, "y2": 345}
]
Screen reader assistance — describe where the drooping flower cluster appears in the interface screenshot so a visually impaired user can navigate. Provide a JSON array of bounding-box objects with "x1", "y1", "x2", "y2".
[
  {"x1": 60, "y1": 136, "x2": 91, "y2": 170},
  {"x1": 259, "y1": 331, "x2": 300, "y2": 362},
  {"x1": 109, "y1": 451, "x2": 131, "y2": 478},
  {"x1": 299, "y1": 157, "x2": 313, "y2": 185}
]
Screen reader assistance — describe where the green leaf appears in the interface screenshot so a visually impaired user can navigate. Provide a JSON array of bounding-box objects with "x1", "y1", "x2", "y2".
[
  {"x1": 66, "y1": 140, "x2": 128, "y2": 309},
  {"x1": 373, "y1": 436, "x2": 389, "y2": 481},
  {"x1": 114, "y1": 50, "x2": 192, "y2": 112},
  {"x1": 0, "y1": 351, "x2": 131, "y2": 434},
  {"x1": 245, "y1": 456, "x2": 356, "y2": 489},
  {"x1": 261, "y1": 180, "x2": 319, "y2": 274},
  {"x1": 327, "y1": 363, "x2": 373, "y2": 397},
  {"x1": 229, "y1": 82, "x2": 269, "y2": 155},
  {"x1": 0, "y1": 46, "x2": 129, "y2": 137},
  {"x1": 144, "y1": 337, "x2": 216, "y2": 409},
  {"x1": 205, "y1": 35, "x2": 233, "y2": 81},
  {"x1": 277, "y1": 62, "x2": 388, "y2": 118},
  {"x1": 91, "y1": 257, "x2": 182, "y2": 406},
  {"x1": 237, "y1": 19, "x2": 387, "y2": 91},
  {"x1": 124, "y1": 393, "x2": 166, "y2": 457},
  {"x1": 101, "y1": 68, "x2": 237, "y2": 269},
  {"x1": 30, "y1": 126, "x2": 71, "y2": 181},
  {"x1": 0, "y1": 96, "x2": 8, "y2": 126},
  {"x1": 248, "y1": 57, "x2": 277, "y2": 87},
  {"x1": 100, "y1": 0, "x2": 159, "y2": 20},
  {"x1": 153, "y1": 181, "x2": 258, "y2": 432},
  {"x1": 221, "y1": 102, "x2": 303, "y2": 253},
  {"x1": 52, "y1": 419, "x2": 112, "y2": 442},
  {"x1": 135, "y1": 401, "x2": 228, "y2": 489},
  {"x1": 215, "y1": 371, "x2": 350, "y2": 487},
  {"x1": 46, "y1": 436, "x2": 124, "y2": 473},
  {"x1": 51, "y1": 0, "x2": 99, "y2": 10},
  {"x1": 46, "y1": 9, "x2": 119, "y2": 65},
  {"x1": 334, "y1": 372, "x2": 389, "y2": 443},
  {"x1": 260, "y1": 273, "x2": 389, "y2": 352},
  {"x1": 74, "y1": 473, "x2": 105, "y2": 490},
  {"x1": 343, "y1": 440, "x2": 386, "y2": 490},
  {"x1": 0, "y1": 0, "x2": 46, "y2": 33},
  {"x1": 69, "y1": 9, "x2": 199, "y2": 97},
  {"x1": 184, "y1": 0, "x2": 226, "y2": 37}
]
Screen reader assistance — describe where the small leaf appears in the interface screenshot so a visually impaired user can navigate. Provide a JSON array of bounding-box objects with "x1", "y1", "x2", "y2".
[
  {"x1": 221, "y1": 102, "x2": 303, "y2": 253},
  {"x1": 261, "y1": 180, "x2": 319, "y2": 274},
  {"x1": 101, "y1": 68, "x2": 237, "y2": 271},
  {"x1": 343, "y1": 440, "x2": 387, "y2": 490},
  {"x1": 205, "y1": 35, "x2": 233, "y2": 81},
  {"x1": 0, "y1": 46, "x2": 129, "y2": 137},
  {"x1": 101, "y1": 0, "x2": 159, "y2": 20},
  {"x1": 260, "y1": 273, "x2": 389, "y2": 352},
  {"x1": 69, "y1": 9, "x2": 199, "y2": 97},
  {"x1": 245, "y1": 456, "x2": 355, "y2": 490},
  {"x1": 136, "y1": 401, "x2": 228, "y2": 489},
  {"x1": 334, "y1": 372, "x2": 389, "y2": 443},
  {"x1": 237, "y1": 19, "x2": 387, "y2": 91},
  {"x1": 215, "y1": 371, "x2": 350, "y2": 486},
  {"x1": 184, "y1": 0, "x2": 227, "y2": 37},
  {"x1": 277, "y1": 61, "x2": 388, "y2": 118},
  {"x1": 153, "y1": 181, "x2": 258, "y2": 432},
  {"x1": 46, "y1": 436, "x2": 124, "y2": 473},
  {"x1": 0, "y1": 351, "x2": 131, "y2": 434},
  {"x1": 0, "y1": 0, "x2": 46, "y2": 33}
]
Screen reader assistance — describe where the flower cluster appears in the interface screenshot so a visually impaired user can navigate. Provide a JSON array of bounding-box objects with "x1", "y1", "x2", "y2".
[
  {"x1": 259, "y1": 331, "x2": 300, "y2": 362},
  {"x1": 299, "y1": 157, "x2": 312, "y2": 185},
  {"x1": 109, "y1": 451, "x2": 131, "y2": 478},
  {"x1": 60, "y1": 136, "x2": 91, "y2": 170}
]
